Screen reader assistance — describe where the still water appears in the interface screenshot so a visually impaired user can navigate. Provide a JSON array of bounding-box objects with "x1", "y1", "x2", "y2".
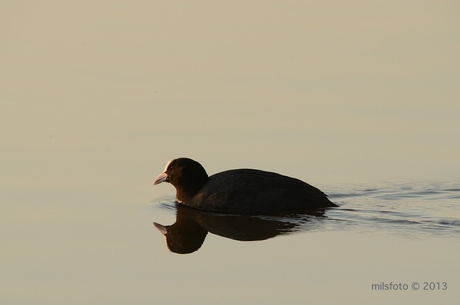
[
  {"x1": 148, "y1": 180, "x2": 460, "y2": 304},
  {"x1": 6, "y1": 179, "x2": 456, "y2": 304}
]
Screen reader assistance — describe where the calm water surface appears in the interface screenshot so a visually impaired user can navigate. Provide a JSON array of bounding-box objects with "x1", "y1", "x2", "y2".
[
  {"x1": 2, "y1": 180, "x2": 459, "y2": 305},
  {"x1": 148, "y1": 180, "x2": 460, "y2": 304}
]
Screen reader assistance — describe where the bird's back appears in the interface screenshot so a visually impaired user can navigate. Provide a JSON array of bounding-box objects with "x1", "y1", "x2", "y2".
[{"x1": 185, "y1": 169, "x2": 336, "y2": 214}]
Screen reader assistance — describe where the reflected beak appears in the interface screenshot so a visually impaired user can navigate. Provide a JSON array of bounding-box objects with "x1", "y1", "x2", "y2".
[
  {"x1": 153, "y1": 172, "x2": 168, "y2": 185},
  {"x1": 153, "y1": 222, "x2": 168, "y2": 235}
]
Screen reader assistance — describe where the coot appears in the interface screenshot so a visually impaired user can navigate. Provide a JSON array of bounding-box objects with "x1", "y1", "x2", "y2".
[{"x1": 153, "y1": 158, "x2": 336, "y2": 214}]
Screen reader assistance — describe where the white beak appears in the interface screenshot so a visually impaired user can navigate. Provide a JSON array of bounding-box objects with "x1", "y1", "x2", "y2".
[{"x1": 153, "y1": 172, "x2": 168, "y2": 185}]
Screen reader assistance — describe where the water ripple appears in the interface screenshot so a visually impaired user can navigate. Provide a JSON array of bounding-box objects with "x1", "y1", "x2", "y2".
[{"x1": 326, "y1": 180, "x2": 460, "y2": 238}]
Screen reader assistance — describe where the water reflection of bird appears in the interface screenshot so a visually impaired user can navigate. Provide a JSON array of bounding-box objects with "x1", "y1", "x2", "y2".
[{"x1": 154, "y1": 203, "x2": 328, "y2": 254}]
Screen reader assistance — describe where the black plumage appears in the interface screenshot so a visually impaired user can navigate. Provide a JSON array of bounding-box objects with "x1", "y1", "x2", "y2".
[{"x1": 153, "y1": 158, "x2": 336, "y2": 215}]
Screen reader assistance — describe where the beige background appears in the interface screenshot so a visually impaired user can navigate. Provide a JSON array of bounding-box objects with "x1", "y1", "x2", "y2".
[{"x1": 2, "y1": 1, "x2": 459, "y2": 188}]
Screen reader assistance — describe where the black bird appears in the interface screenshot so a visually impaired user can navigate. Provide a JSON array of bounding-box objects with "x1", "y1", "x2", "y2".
[{"x1": 153, "y1": 158, "x2": 336, "y2": 215}]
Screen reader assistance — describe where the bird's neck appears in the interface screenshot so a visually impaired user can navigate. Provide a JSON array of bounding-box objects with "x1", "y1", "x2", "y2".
[{"x1": 175, "y1": 179, "x2": 207, "y2": 203}]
